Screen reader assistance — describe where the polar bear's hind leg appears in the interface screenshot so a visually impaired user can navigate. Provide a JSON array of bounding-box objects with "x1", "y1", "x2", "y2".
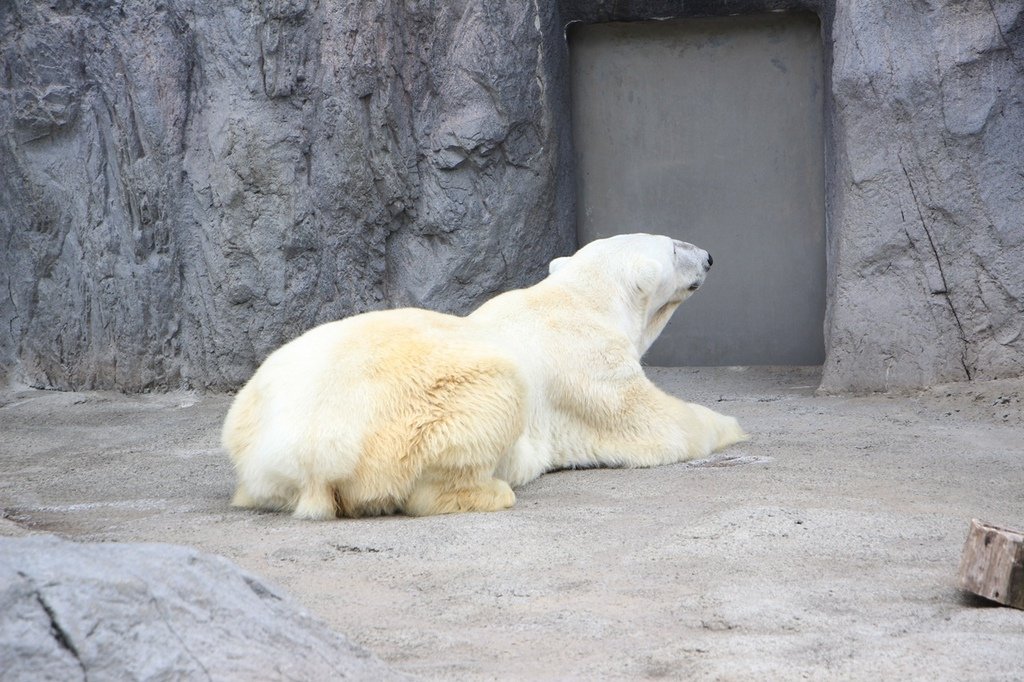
[
  {"x1": 399, "y1": 359, "x2": 524, "y2": 517},
  {"x1": 404, "y1": 474, "x2": 515, "y2": 516},
  {"x1": 223, "y1": 382, "x2": 296, "y2": 512},
  {"x1": 293, "y1": 478, "x2": 339, "y2": 520}
]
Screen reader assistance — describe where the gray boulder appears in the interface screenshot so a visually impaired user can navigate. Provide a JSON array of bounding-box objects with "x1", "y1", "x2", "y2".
[{"x1": 0, "y1": 535, "x2": 407, "y2": 681}]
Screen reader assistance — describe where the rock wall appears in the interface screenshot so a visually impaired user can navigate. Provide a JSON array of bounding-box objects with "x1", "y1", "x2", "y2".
[
  {"x1": 1, "y1": 0, "x2": 1021, "y2": 392},
  {"x1": 0, "y1": 0, "x2": 574, "y2": 390},
  {"x1": 822, "y1": 0, "x2": 1024, "y2": 391}
]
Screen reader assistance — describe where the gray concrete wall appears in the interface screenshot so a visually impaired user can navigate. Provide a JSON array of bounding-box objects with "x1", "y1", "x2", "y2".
[
  {"x1": 571, "y1": 14, "x2": 826, "y2": 366},
  {"x1": 1, "y1": 0, "x2": 1022, "y2": 392}
]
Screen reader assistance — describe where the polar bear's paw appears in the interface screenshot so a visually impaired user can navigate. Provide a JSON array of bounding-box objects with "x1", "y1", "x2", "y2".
[
  {"x1": 716, "y1": 415, "x2": 750, "y2": 451},
  {"x1": 404, "y1": 476, "x2": 516, "y2": 517},
  {"x1": 292, "y1": 480, "x2": 339, "y2": 521},
  {"x1": 230, "y1": 485, "x2": 257, "y2": 509}
]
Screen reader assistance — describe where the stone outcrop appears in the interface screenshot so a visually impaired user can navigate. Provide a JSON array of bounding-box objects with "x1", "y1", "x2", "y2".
[
  {"x1": 0, "y1": 535, "x2": 407, "y2": 681},
  {"x1": 0, "y1": 0, "x2": 573, "y2": 391},
  {"x1": 820, "y1": 0, "x2": 1024, "y2": 391},
  {"x1": 1, "y1": 0, "x2": 1021, "y2": 392}
]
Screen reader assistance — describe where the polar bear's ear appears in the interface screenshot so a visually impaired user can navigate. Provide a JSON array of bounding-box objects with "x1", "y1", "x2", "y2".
[
  {"x1": 548, "y1": 256, "x2": 570, "y2": 275},
  {"x1": 629, "y1": 256, "x2": 663, "y2": 297}
]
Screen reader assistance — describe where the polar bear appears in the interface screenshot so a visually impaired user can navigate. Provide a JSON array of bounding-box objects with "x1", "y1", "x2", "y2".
[{"x1": 222, "y1": 233, "x2": 747, "y2": 519}]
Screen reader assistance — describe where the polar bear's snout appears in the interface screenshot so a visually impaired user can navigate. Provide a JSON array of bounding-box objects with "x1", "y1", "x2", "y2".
[{"x1": 671, "y1": 239, "x2": 712, "y2": 293}]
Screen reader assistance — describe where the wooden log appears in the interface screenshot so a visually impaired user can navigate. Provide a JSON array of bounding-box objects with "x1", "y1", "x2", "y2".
[{"x1": 957, "y1": 519, "x2": 1024, "y2": 610}]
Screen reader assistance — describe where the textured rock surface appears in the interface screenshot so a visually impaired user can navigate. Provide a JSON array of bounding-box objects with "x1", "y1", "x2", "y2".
[
  {"x1": 1, "y1": 0, "x2": 1022, "y2": 392},
  {"x1": 0, "y1": 0, "x2": 573, "y2": 390},
  {"x1": 821, "y1": 0, "x2": 1024, "y2": 391},
  {"x1": 0, "y1": 534, "x2": 406, "y2": 681}
]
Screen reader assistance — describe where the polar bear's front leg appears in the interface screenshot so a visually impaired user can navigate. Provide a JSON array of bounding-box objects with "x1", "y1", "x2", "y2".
[{"x1": 557, "y1": 378, "x2": 747, "y2": 470}]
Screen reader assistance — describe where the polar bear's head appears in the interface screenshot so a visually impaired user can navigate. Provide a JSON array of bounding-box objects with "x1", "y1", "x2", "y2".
[{"x1": 548, "y1": 233, "x2": 713, "y2": 354}]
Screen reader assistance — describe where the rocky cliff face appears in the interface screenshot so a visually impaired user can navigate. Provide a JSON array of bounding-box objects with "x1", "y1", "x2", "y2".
[
  {"x1": 1, "y1": 0, "x2": 1021, "y2": 392},
  {"x1": 0, "y1": 0, "x2": 573, "y2": 390},
  {"x1": 822, "y1": 0, "x2": 1024, "y2": 391}
]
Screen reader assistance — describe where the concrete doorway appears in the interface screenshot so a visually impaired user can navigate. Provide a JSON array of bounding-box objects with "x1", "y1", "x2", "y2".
[{"x1": 569, "y1": 13, "x2": 826, "y2": 366}]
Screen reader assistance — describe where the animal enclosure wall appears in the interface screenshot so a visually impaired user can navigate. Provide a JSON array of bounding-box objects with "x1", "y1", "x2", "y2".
[
  {"x1": 1, "y1": 1, "x2": 1022, "y2": 392},
  {"x1": 570, "y1": 14, "x2": 826, "y2": 366}
]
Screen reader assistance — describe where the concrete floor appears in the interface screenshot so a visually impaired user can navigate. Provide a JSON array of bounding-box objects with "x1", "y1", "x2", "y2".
[{"x1": 2, "y1": 366, "x2": 1023, "y2": 680}]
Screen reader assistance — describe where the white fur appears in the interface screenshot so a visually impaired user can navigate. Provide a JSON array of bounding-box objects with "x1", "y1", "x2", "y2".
[{"x1": 222, "y1": 233, "x2": 747, "y2": 518}]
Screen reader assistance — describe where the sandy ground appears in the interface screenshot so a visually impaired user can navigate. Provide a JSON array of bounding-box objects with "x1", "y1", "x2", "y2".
[{"x1": 2, "y1": 366, "x2": 1023, "y2": 680}]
